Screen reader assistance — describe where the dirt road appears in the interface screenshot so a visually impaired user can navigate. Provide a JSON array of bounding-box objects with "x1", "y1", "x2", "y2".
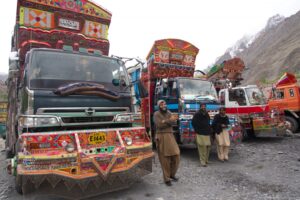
[{"x1": 0, "y1": 135, "x2": 300, "y2": 200}]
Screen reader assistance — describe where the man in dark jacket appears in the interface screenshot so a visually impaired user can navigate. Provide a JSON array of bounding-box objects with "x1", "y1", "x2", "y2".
[{"x1": 192, "y1": 104, "x2": 212, "y2": 167}]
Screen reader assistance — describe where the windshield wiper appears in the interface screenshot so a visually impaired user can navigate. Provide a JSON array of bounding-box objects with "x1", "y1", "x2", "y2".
[{"x1": 53, "y1": 82, "x2": 120, "y2": 100}]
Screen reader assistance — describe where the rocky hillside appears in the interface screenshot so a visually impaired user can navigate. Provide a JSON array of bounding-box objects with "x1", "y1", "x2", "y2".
[
  {"x1": 214, "y1": 11, "x2": 300, "y2": 85},
  {"x1": 0, "y1": 73, "x2": 7, "y2": 101}
]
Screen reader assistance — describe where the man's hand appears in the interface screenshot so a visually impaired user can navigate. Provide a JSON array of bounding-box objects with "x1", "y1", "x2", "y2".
[{"x1": 170, "y1": 115, "x2": 178, "y2": 121}]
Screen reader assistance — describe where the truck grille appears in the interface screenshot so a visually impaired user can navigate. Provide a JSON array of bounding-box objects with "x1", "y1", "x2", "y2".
[
  {"x1": 62, "y1": 116, "x2": 114, "y2": 123},
  {"x1": 37, "y1": 107, "x2": 129, "y2": 114}
]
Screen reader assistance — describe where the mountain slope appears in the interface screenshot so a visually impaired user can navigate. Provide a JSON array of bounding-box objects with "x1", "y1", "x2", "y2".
[{"x1": 215, "y1": 11, "x2": 300, "y2": 85}]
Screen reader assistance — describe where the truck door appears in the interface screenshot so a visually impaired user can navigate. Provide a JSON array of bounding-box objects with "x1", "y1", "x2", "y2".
[{"x1": 285, "y1": 87, "x2": 300, "y2": 111}]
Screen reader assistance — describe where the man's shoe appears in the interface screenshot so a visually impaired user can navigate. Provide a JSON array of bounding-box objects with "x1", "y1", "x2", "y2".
[
  {"x1": 165, "y1": 181, "x2": 172, "y2": 186},
  {"x1": 170, "y1": 176, "x2": 179, "y2": 182}
]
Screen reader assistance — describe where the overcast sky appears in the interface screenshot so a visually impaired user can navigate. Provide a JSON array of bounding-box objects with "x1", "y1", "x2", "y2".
[{"x1": 1, "y1": 0, "x2": 300, "y2": 73}]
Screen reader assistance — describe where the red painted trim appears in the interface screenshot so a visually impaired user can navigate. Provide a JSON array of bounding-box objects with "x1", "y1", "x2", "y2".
[{"x1": 226, "y1": 105, "x2": 270, "y2": 114}]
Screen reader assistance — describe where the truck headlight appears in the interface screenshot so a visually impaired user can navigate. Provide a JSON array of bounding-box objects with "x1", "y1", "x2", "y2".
[
  {"x1": 65, "y1": 143, "x2": 75, "y2": 153},
  {"x1": 19, "y1": 115, "x2": 60, "y2": 128},
  {"x1": 179, "y1": 114, "x2": 193, "y2": 120},
  {"x1": 114, "y1": 114, "x2": 133, "y2": 122},
  {"x1": 124, "y1": 137, "x2": 133, "y2": 146}
]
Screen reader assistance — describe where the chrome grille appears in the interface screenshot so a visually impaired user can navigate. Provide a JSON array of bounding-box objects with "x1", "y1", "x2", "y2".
[{"x1": 62, "y1": 116, "x2": 114, "y2": 123}]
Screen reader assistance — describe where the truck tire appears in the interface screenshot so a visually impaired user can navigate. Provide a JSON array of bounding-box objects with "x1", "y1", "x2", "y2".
[
  {"x1": 285, "y1": 116, "x2": 299, "y2": 133},
  {"x1": 242, "y1": 128, "x2": 256, "y2": 141},
  {"x1": 241, "y1": 128, "x2": 248, "y2": 141},
  {"x1": 6, "y1": 149, "x2": 15, "y2": 159},
  {"x1": 6, "y1": 139, "x2": 20, "y2": 159},
  {"x1": 15, "y1": 175, "x2": 23, "y2": 194}
]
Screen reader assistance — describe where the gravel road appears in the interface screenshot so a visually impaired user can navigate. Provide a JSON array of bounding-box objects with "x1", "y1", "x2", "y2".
[{"x1": 0, "y1": 134, "x2": 300, "y2": 200}]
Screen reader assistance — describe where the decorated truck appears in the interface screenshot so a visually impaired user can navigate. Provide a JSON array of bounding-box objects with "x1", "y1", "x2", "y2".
[
  {"x1": 207, "y1": 58, "x2": 285, "y2": 139},
  {"x1": 0, "y1": 101, "x2": 7, "y2": 139},
  {"x1": 207, "y1": 57, "x2": 245, "y2": 93},
  {"x1": 268, "y1": 72, "x2": 300, "y2": 133},
  {"x1": 133, "y1": 39, "x2": 225, "y2": 146},
  {"x1": 6, "y1": 0, "x2": 153, "y2": 198}
]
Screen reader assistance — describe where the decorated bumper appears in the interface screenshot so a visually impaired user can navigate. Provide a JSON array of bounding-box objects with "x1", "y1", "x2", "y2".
[
  {"x1": 15, "y1": 127, "x2": 154, "y2": 195},
  {"x1": 253, "y1": 117, "x2": 286, "y2": 136}
]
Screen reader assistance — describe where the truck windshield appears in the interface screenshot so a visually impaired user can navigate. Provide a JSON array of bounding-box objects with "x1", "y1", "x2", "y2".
[
  {"x1": 178, "y1": 79, "x2": 218, "y2": 99},
  {"x1": 28, "y1": 50, "x2": 129, "y2": 90},
  {"x1": 245, "y1": 87, "x2": 266, "y2": 105}
]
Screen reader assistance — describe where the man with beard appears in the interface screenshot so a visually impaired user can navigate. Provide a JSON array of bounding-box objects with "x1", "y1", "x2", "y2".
[
  {"x1": 192, "y1": 104, "x2": 213, "y2": 167},
  {"x1": 212, "y1": 107, "x2": 230, "y2": 162},
  {"x1": 153, "y1": 100, "x2": 180, "y2": 186}
]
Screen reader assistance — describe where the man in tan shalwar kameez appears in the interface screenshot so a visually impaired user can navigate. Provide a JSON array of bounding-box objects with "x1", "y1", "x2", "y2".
[
  {"x1": 212, "y1": 107, "x2": 231, "y2": 161},
  {"x1": 153, "y1": 100, "x2": 180, "y2": 186}
]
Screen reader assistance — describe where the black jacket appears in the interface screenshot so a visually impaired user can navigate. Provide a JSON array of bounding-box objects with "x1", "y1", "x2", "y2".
[
  {"x1": 212, "y1": 114, "x2": 229, "y2": 134},
  {"x1": 192, "y1": 110, "x2": 212, "y2": 135}
]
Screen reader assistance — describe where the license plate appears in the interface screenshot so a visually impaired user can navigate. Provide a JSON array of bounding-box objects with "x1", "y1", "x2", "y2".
[
  {"x1": 88, "y1": 132, "x2": 106, "y2": 145},
  {"x1": 58, "y1": 18, "x2": 80, "y2": 30}
]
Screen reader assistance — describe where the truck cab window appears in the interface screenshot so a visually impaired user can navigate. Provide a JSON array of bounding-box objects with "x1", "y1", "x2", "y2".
[
  {"x1": 229, "y1": 89, "x2": 246, "y2": 106},
  {"x1": 289, "y1": 89, "x2": 294, "y2": 97},
  {"x1": 275, "y1": 89, "x2": 284, "y2": 99},
  {"x1": 220, "y1": 91, "x2": 225, "y2": 105}
]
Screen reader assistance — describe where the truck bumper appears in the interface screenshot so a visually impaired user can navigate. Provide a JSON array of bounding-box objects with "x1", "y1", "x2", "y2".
[
  {"x1": 254, "y1": 127, "x2": 286, "y2": 137},
  {"x1": 14, "y1": 127, "x2": 154, "y2": 197},
  {"x1": 17, "y1": 155, "x2": 153, "y2": 198}
]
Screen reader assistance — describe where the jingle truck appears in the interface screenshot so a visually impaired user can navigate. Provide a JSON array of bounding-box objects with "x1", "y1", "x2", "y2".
[
  {"x1": 268, "y1": 72, "x2": 300, "y2": 133},
  {"x1": 6, "y1": 0, "x2": 153, "y2": 198},
  {"x1": 207, "y1": 58, "x2": 285, "y2": 139},
  {"x1": 133, "y1": 39, "x2": 223, "y2": 146},
  {"x1": 0, "y1": 101, "x2": 7, "y2": 139}
]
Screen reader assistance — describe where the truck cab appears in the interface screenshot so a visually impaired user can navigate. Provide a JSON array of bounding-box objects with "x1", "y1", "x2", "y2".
[
  {"x1": 268, "y1": 73, "x2": 300, "y2": 133},
  {"x1": 219, "y1": 85, "x2": 285, "y2": 138},
  {"x1": 154, "y1": 77, "x2": 219, "y2": 145}
]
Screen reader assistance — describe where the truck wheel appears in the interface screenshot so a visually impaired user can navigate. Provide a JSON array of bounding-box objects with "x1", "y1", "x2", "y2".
[
  {"x1": 15, "y1": 175, "x2": 23, "y2": 194},
  {"x1": 241, "y1": 128, "x2": 247, "y2": 141},
  {"x1": 247, "y1": 129, "x2": 256, "y2": 139},
  {"x1": 6, "y1": 149, "x2": 15, "y2": 159},
  {"x1": 285, "y1": 116, "x2": 299, "y2": 133}
]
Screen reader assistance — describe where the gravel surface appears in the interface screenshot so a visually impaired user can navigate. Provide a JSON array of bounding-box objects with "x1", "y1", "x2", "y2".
[{"x1": 0, "y1": 134, "x2": 300, "y2": 200}]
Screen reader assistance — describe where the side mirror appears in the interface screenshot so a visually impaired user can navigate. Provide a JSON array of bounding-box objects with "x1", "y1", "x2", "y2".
[
  {"x1": 9, "y1": 51, "x2": 19, "y2": 70},
  {"x1": 112, "y1": 79, "x2": 120, "y2": 86},
  {"x1": 137, "y1": 81, "x2": 148, "y2": 98}
]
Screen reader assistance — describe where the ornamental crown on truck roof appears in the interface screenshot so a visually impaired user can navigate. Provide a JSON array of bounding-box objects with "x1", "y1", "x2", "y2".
[
  {"x1": 275, "y1": 72, "x2": 297, "y2": 87},
  {"x1": 19, "y1": 0, "x2": 112, "y2": 20},
  {"x1": 146, "y1": 39, "x2": 199, "y2": 67},
  {"x1": 15, "y1": 0, "x2": 112, "y2": 61},
  {"x1": 144, "y1": 39, "x2": 199, "y2": 79}
]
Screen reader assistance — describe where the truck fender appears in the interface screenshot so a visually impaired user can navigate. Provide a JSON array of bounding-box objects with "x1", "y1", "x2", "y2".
[{"x1": 284, "y1": 110, "x2": 299, "y2": 119}]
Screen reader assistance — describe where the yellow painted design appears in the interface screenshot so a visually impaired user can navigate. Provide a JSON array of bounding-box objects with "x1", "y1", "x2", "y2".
[
  {"x1": 20, "y1": 7, "x2": 25, "y2": 25},
  {"x1": 126, "y1": 143, "x2": 152, "y2": 150},
  {"x1": 26, "y1": 0, "x2": 111, "y2": 20}
]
